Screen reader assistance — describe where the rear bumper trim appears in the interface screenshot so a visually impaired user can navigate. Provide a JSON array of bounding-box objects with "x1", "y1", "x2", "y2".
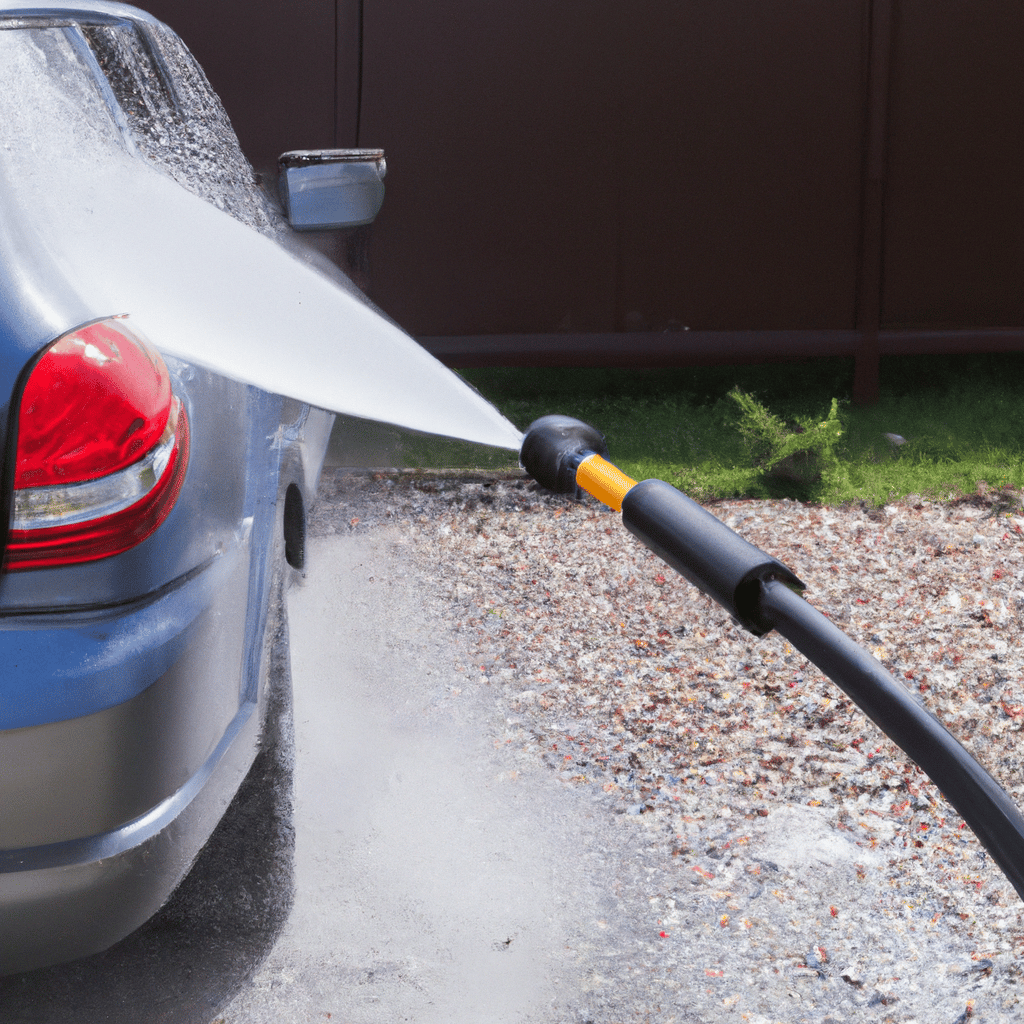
[{"x1": 0, "y1": 697, "x2": 255, "y2": 874}]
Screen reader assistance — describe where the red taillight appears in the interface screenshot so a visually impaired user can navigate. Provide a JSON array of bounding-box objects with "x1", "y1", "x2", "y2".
[{"x1": 4, "y1": 320, "x2": 190, "y2": 571}]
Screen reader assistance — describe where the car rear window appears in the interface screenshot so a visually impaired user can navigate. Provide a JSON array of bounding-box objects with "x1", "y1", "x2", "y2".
[
  {"x1": 0, "y1": 24, "x2": 125, "y2": 164},
  {"x1": 79, "y1": 20, "x2": 277, "y2": 236}
]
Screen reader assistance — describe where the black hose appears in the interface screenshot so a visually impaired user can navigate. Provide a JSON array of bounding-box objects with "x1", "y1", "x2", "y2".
[
  {"x1": 519, "y1": 414, "x2": 1024, "y2": 903},
  {"x1": 758, "y1": 576, "x2": 1024, "y2": 903}
]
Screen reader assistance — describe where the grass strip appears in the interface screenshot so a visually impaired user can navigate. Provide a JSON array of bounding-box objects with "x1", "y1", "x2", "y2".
[{"x1": 458, "y1": 353, "x2": 1024, "y2": 506}]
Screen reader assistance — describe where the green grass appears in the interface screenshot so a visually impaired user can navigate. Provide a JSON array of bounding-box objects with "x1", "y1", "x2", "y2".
[{"x1": 458, "y1": 353, "x2": 1024, "y2": 506}]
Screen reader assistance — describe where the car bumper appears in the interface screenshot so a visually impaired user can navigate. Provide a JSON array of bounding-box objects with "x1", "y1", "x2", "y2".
[
  {"x1": 0, "y1": 697, "x2": 260, "y2": 974},
  {"x1": 0, "y1": 541, "x2": 268, "y2": 975}
]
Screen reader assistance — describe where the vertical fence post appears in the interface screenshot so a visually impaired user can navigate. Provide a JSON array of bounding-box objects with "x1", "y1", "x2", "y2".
[{"x1": 854, "y1": 0, "x2": 895, "y2": 405}]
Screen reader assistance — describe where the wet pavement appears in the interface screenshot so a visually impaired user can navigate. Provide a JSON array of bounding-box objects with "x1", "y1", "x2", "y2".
[
  {"x1": 7, "y1": 494, "x2": 1019, "y2": 1022},
  {"x1": 217, "y1": 532, "x2": 601, "y2": 1023}
]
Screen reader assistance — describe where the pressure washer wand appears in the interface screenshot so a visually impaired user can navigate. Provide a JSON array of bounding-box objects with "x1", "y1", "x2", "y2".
[{"x1": 520, "y1": 415, "x2": 1024, "y2": 904}]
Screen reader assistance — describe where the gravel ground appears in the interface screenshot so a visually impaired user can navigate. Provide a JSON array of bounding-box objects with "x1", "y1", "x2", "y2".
[{"x1": 310, "y1": 469, "x2": 1024, "y2": 1023}]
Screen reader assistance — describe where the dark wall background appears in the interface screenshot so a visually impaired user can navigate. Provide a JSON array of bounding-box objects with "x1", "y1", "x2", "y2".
[
  {"x1": 882, "y1": 1, "x2": 1024, "y2": 329},
  {"x1": 360, "y1": 1, "x2": 866, "y2": 336},
  {"x1": 142, "y1": 1, "x2": 1024, "y2": 348}
]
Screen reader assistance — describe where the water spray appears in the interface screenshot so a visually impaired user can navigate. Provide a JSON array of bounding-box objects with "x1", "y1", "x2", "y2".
[{"x1": 520, "y1": 414, "x2": 1024, "y2": 905}]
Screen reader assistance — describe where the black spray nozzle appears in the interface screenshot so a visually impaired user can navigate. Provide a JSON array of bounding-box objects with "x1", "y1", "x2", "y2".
[{"x1": 519, "y1": 415, "x2": 608, "y2": 495}]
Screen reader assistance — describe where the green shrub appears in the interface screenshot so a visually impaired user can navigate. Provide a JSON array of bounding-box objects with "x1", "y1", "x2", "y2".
[{"x1": 728, "y1": 389, "x2": 846, "y2": 496}]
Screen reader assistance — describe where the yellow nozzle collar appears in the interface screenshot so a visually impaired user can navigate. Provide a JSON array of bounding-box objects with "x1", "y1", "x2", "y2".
[{"x1": 576, "y1": 453, "x2": 637, "y2": 511}]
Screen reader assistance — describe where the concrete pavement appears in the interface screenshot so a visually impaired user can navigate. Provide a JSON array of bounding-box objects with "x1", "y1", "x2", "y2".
[{"x1": 217, "y1": 531, "x2": 601, "y2": 1023}]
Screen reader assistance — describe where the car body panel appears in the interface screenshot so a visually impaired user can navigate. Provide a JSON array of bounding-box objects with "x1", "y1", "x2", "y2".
[
  {"x1": 0, "y1": 375, "x2": 288, "y2": 972},
  {"x1": 0, "y1": 0, "x2": 516, "y2": 974},
  {"x1": 0, "y1": 683, "x2": 262, "y2": 973},
  {"x1": 0, "y1": 560, "x2": 250, "y2": 846},
  {"x1": 0, "y1": 539, "x2": 246, "y2": 734}
]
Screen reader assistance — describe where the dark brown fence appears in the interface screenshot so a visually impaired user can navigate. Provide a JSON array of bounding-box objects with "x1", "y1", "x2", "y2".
[{"x1": 144, "y1": 1, "x2": 1024, "y2": 397}]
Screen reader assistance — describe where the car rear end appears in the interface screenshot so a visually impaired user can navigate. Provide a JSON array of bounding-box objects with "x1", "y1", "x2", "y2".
[{"x1": 0, "y1": 4, "x2": 331, "y2": 973}]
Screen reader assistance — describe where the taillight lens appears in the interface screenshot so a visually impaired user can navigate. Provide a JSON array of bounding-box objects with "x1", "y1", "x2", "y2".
[{"x1": 4, "y1": 319, "x2": 190, "y2": 571}]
